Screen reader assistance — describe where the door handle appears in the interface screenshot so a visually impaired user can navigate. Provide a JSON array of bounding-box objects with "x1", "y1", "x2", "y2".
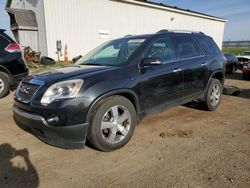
[
  {"x1": 201, "y1": 63, "x2": 207, "y2": 67},
  {"x1": 173, "y1": 68, "x2": 182, "y2": 73}
]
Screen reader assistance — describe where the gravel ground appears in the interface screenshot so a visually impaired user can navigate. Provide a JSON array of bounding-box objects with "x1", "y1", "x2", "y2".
[{"x1": 0, "y1": 72, "x2": 249, "y2": 188}]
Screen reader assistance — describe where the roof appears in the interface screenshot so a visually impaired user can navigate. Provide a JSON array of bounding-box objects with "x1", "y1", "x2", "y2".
[
  {"x1": 6, "y1": 8, "x2": 38, "y2": 30},
  {"x1": 120, "y1": 30, "x2": 209, "y2": 41},
  {"x1": 121, "y1": 0, "x2": 226, "y2": 22}
]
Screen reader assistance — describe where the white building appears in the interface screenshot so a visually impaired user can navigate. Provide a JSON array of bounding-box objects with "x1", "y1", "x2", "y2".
[{"x1": 6, "y1": 0, "x2": 226, "y2": 60}]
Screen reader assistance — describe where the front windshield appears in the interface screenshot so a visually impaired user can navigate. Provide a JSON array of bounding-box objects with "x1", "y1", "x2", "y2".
[
  {"x1": 75, "y1": 38, "x2": 146, "y2": 66},
  {"x1": 243, "y1": 51, "x2": 250, "y2": 55}
]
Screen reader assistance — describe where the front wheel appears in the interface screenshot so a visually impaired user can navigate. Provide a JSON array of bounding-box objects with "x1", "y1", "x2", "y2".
[
  {"x1": 87, "y1": 96, "x2": 137, "y2": 151},
  {"x1": 203, "y1": 78, "x2": 223, "y2": 111}
]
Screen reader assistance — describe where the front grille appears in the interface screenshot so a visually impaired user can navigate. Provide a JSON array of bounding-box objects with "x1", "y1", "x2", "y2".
[{"x1": 16, "y1": 82, "x2": 40, "y2": 103}]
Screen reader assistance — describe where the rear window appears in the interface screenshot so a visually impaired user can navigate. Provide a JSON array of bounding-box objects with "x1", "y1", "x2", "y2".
[
  {"x1": 173, "y1": 36, "x2": 203, "y2": 59},
  {"x1": 0, "y1": 34, "x2": 9, "y2": 50},
  {"x1": 195, "y1": 36, "x2": 220, "y2": 55}
]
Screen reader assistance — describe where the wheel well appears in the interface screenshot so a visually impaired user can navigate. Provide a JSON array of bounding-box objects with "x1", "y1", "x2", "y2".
[
  {"x1": 212, "y1": 72, "x2": 224, "y2": 83},
  {"x1": 0, "y1": 67, "x2": 10, "y2": 76},
  {"x1": 117, "y1": 92, "x2": 139, "y2": 113},
  {"x1": 86, "y1": 91, "x2": 140, "y2": 124}
]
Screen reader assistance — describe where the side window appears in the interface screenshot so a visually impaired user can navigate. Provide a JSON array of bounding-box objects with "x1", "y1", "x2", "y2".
[
  {"x1": 145, "y1": 38, "x2": 176, "y2": 63},
  {"x1": 196, "y1": 36, "x2": 220, "y2": 55},
  {"x1": 173, "y1": 36, "x2": 203, "y2": 59}
]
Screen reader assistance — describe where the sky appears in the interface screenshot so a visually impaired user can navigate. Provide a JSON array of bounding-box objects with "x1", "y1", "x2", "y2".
[
  {"x1": 150, "y1": 0, "x2": 250, "y2": 41},
  {"x1": 0, "y1": 0, "x2": 250, "y2": 41}
]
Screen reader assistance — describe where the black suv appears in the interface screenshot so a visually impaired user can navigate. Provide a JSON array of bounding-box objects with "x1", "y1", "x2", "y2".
[
  {"x1": 0, "y1": 29, "x2": 29, "y2": 98},
  {"x1": 13, "y1": 30, "x2": 225, "y2": 151}
]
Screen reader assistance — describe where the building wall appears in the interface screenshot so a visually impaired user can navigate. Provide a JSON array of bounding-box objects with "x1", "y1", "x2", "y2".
[
  {"x1": 18, "y1": 30, "x2": 39, "y2": 50},
  {"x1": 43, "y1": 0, "x2": 225, "y2": 60},
  {"x1": 9, "y1": 0, "x2": 47, "y2": 55},
  {"x1": 223, "y1": 41, "x2": 250, "y2": 48}
]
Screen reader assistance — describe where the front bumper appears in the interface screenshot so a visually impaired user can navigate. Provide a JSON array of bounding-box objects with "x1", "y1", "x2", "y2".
[{"x1": 13, "y1": 105, "x2": 89, "y2": 149}]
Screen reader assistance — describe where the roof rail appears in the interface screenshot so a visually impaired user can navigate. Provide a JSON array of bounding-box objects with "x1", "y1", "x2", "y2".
[
  {"x1": 169, "y1": 29, "x2": 205, "y2": 35},
  {"x1": 156, "y1": 29, "x2": 169, "y2": 34},
  {"x1": 124, "y1": 34, "x2": 133, "y2": 37}
]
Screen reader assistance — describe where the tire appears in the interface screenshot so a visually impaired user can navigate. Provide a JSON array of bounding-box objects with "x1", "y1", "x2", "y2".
[
  {"x1": 41, "y1": 56, "x2": 55, "y2": 65},
  {"x1": 0, "y1": 72, "x2": 10, "y2": 98},
  {"x1": 203, "y1": 78, "x2": 223, "y2": 111},
  {"x1": 72, "y1": 55, "x2": 82, "y2": 64},
  {"x1": 87, "y1": 96, "x2": 137, "y2": 152}
]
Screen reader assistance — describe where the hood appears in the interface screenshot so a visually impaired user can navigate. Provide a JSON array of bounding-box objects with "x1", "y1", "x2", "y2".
[
  {"x1": 236, "y1": 55, "x2": 250, "y2": 60},
  {"x1": 24, "y1": 65, "x2": 115, "y2": 85}
]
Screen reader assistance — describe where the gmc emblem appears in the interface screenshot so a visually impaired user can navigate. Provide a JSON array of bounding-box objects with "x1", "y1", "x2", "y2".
[{"x1": 19, "y1": 85, "x2": 30, "y2": 94}]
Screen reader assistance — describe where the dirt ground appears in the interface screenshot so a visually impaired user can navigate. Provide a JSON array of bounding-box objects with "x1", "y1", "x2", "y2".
[{"x1": 0, "y1": 72, "x2": 249, "y2": 188}]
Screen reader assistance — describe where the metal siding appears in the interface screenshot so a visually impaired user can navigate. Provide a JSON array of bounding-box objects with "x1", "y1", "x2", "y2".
[
  {"x1": 18, "y1": 30, "x2": 39, "y2": 51},
  {"x1": 43, "y1": 0, "x2": 225, "y2": 59},
  {"x1": 9, "y1": 0, "x2": 48, "y2": 56}
]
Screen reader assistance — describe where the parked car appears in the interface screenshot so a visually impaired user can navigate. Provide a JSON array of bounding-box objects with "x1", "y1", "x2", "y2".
[
  {"x1": 0, "y1": 29, "x2": 29, "y2": 98},
  {"x1": 242, "y1": 61, "x2": 250, "y2": 80},
  {"x1": 223, "y1": 53, "x2": 238, "y2": 74},
  {"x1": 237, "y1": 51, "x2": 250, "y2": 69},
  {"x1": 13, "y1": 30, "x2": 225, "y2": 151}
]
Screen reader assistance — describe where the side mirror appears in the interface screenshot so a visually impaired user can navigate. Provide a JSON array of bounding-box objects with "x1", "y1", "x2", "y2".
[{"x1": 140, "y1": 57, "x2": 162, "y2": 68}]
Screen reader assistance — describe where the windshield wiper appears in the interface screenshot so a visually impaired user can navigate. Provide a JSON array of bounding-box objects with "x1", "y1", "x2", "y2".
[
  {"x1": 63, "y1": 65, "x2": 81, "y2": 68},
  {"x1": 84, "y1": 63, "x2": 104, "y2": 66}
]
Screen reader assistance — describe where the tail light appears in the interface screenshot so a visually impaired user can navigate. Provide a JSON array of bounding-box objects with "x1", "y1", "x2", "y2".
[{"x1": 4, "y1": 43, "x2": 21, "y2": 53}]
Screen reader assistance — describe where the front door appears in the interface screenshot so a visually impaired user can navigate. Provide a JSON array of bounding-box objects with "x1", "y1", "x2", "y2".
[{"x1": 139, "y1": 37, "x2": 183, "y2": 111}]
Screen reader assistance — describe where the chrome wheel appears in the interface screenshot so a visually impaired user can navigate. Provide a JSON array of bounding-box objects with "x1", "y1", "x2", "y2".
[
  {"x1": 210, "y1": 84, "x2": 221, "y2": 106},
  {"x1": 101, "y1": 105, "x2": 131, "y2": 144},
  {"x1": 0, "y1": 78, "x2": 4, "y2": 93}
]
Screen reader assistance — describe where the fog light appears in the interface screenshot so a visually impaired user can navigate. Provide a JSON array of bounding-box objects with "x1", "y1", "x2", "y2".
[{"x1": 46, "y1": 116, "x2": 59, "y2": 126}]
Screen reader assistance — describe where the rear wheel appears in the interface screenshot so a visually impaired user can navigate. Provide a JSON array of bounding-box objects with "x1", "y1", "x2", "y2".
[
  {"x1": 203, "y1": 78, "x2": 222, "y2": 111},
  {"x1": 87, "y1": 96, "x2": 137, "y2": 151},
  {"x1": 0, "y1": 72, "x2": 9, "y2": 98}
]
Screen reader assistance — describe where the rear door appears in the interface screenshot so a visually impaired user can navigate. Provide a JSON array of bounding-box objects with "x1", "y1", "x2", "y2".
[
  {"x1": 139, "y1": 37, "x2": 183, "y2": 110},
  {"x1": 172, "y1": 35, "x2": 208, "y2": 97}
]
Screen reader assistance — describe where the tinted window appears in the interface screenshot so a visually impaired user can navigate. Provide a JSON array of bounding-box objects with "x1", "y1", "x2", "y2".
[
  {"x1": 173, "y1": 36, "x2": 203, "y2": 59},
  {"x1": 145, "y1": 38, "x2": 176, "y2": 63},
  {"x1": 75, "y1": 38, "x2": 145, "y2": 66},
  {"x1": 0, "y1": 34, "x2": 9, "y2": 50},
  {"x1": 196, "y1": 36, "x2": 220, "y2": 55}
]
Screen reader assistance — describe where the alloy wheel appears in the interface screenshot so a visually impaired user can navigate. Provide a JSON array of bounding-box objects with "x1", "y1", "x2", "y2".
[
  {"x1": 0, "y1": 78, "x2": 4, "y2": 93},
  {"x1": 210, "y1": 84, "x2": 221, "y2": 106},
  {"x1": 101, "y1": 105, "x2": 131, "y2": 144}
]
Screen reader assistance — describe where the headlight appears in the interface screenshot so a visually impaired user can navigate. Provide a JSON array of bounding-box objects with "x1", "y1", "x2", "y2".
[{"x1": 41, "y1": 79, "x2": 83, "y2": 104}]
